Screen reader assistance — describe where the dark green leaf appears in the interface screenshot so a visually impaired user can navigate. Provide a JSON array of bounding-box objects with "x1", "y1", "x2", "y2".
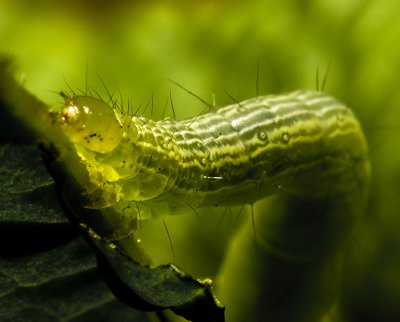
[
  {"x1": 91, "y1": 235, "x2": 225, "y2": 322},
  {"x1": 0, "y1": 143, "x2": 152, "y2": 322}
]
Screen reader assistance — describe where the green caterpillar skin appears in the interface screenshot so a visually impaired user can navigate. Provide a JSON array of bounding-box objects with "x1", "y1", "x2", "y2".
[{"x1": 59, "y1": 90, "x2": 370, "y2": 224}]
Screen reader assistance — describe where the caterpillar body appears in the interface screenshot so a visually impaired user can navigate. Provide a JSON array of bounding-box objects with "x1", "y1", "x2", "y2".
[{"x1": 58, "y1": 90, "x2": 369, "y2": 239}]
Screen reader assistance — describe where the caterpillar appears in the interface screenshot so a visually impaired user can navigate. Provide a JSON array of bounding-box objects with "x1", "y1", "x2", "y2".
[
  {"x1": 0, "y1": 62, "x2": 371, "y2": 322},
  {"x1": 57, "y1": 90, "x2": 370, "y2": 244}
]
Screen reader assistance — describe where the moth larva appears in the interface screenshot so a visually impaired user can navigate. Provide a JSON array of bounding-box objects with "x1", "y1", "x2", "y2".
[{"x1": 57, "y1": 90, "x2": 370, "y2": 241}]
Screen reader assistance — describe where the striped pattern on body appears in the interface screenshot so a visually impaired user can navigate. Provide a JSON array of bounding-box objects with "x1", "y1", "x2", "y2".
[{"x1": 60, "y1": 90, "x2": 369, "y2": 221}]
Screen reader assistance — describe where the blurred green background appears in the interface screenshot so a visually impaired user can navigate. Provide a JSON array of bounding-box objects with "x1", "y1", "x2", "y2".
[{"x1": 1, "y1": 0, "x2": 400, "y2": 321}]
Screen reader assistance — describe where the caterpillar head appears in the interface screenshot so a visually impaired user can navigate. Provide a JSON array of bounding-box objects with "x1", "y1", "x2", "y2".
[{"x1": 59, "y1": 94, "x2": 122, "y2": 153}]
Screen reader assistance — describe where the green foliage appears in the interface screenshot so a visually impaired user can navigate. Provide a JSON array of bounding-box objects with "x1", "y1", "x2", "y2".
[
  {"x1": 0, "y1": 144, "x2": 149, "y2": 321},
  {"x1": 1, "y1": 0, "x2": 400, "y2": 321}
]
